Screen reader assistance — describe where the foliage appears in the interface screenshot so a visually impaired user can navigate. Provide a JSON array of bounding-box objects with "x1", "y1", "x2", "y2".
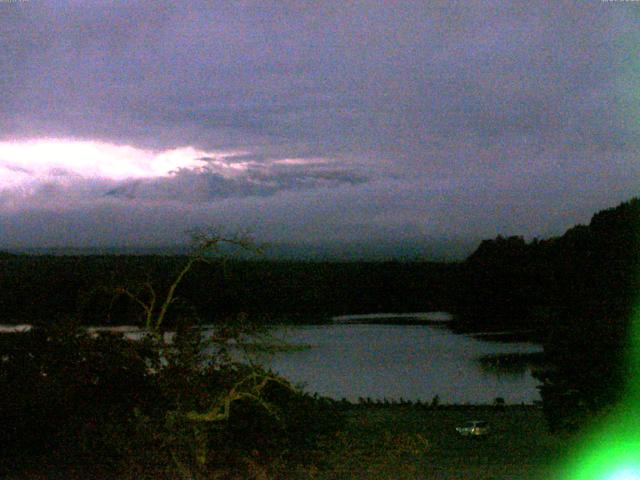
[
  {"x1": 0, "y1": 231, "x2": 343, "y2": 478},
  {"x1": 0, "y1": 320, "x2": 156, "y2": 460},
  {"x1": 451, "y1": 198, "x2": 640, "y2": 431},
  {"x1": 0, "y1": 256, "x2": 457, "y2": 326}
]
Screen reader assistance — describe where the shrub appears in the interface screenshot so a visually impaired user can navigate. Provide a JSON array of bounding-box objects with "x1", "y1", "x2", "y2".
[{"x1": 0, "y1": 230, "x2": 343, "y2": 478}]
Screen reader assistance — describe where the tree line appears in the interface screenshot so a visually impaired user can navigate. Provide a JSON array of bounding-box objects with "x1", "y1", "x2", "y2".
[
  {"x1": 0, "y1": 254, "x2": 458, "y2": 326},
  {"x1": 455, "y1": 197, "x2": 640, "y2": 430},
  {"x1": 1, "y1": 196, "x2": 639, "y2": 432}
]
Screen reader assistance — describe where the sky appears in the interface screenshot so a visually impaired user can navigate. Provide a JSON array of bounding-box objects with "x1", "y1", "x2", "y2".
[{"x1": 0, "y1": 1, "x2": 639, "y2": 258}]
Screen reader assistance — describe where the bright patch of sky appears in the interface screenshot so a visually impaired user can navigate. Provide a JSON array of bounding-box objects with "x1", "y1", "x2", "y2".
[{"x1": 0, "y1": 139, "x2": 235, "y2": 187}]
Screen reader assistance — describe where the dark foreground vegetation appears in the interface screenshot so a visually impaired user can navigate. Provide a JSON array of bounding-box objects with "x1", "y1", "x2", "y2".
[
  {"x1": 1, "y1": 197, "x2": 639, "y2": 477},
  {"x1": 0, "y1": 322, "x2": 566, "y2": 480},
  {"x1": 0, "y1": 320, "x2": 564, "y2": 479},
  {"x1": 0, "y1": 323, "x2": 344, "y2": 479},
  {"x1": 14, "y1": 400, "x2": 570, "y2": 480},
  {"x1": 0, "y1": 234, "x2": 347, "y2": 478}
]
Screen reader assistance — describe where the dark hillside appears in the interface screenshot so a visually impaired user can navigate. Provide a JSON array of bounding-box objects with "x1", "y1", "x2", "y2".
[
  {"x1": 454, "y1": 197, "x2": 640, "y2": 430},
  {"x1": 0, "y1": 256, "x2": 457, "y2": 326}
]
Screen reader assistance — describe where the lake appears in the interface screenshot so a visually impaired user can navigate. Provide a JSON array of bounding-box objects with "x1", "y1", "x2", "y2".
[
  {"x1": 251, "y1": 318, "x2": 543, "y2": 404},
  {"x1": 0, "y1": 313, "x2": 543, "y2": 404}
]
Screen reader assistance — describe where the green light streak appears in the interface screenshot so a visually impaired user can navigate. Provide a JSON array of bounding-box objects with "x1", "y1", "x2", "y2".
[
  {"x1": 550, "y1": 5, "x2": 640, "y2": 478},
  {"x1": 606, "y1": 469, "x2": 640, "y2": 480},
  {"x1": 557, "y1": 3, "x2": 640, "y2": 480},
  {"x1": 556, "y1": 407, "x2": 640, "y2": 479},
  {"x1": 556, "y1": 284, "x2": 640, "y2": 477}
]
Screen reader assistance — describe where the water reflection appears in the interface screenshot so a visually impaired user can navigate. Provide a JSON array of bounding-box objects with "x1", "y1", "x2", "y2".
[
  {"x1": 254, "y1": 324, "x2": 543, "y2": 404},
  {"x1": 0, "y1": 320, "x2": 543, "y2": 404}
]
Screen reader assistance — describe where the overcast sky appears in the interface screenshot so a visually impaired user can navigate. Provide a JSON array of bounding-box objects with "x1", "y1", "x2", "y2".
[{"x1": 1, "y1": 1, "x2": 638, "y2": 256}]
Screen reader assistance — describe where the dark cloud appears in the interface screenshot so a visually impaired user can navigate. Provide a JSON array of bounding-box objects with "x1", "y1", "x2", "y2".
[
  {"x1": 0, "y1": 0, "x2": 638, "y2": 251},
  {"x1": 105, "y1": 164, "x2": 367, "y2": 201}
]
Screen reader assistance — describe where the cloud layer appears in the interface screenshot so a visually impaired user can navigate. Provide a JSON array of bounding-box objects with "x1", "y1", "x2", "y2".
[
  {"x1": 0, "y1": 140, "x2": 366, "y2": 211},
  {"x1": 1, "y1": 1, "x2": 638, "y2": 252}
]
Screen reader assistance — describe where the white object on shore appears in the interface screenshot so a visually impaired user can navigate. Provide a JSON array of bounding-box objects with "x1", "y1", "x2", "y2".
[{"x1": 0, "y1": 324, "x2": 32, "y2": 333}]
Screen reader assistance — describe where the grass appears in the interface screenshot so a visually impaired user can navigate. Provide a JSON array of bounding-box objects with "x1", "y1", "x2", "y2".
[
  {"x1": 1, "y1": 404, "x2": 574, "y2": 479},
  {"x1": 304, "y1": 404, "x2": 573, "y2": 480}
]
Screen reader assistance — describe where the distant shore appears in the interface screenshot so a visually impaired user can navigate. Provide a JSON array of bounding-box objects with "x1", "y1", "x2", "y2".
[{"x1": 332, "y1": 311, "x2": 453, "y2": 324}]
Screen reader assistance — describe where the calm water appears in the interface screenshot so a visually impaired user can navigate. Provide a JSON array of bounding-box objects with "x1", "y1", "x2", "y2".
[
  {"x1": 1, "y1": 315, "x2": 543, "y2": 404},
  {"x1": 254, "y1": 322, "x2": 542, "y2": 404}
]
